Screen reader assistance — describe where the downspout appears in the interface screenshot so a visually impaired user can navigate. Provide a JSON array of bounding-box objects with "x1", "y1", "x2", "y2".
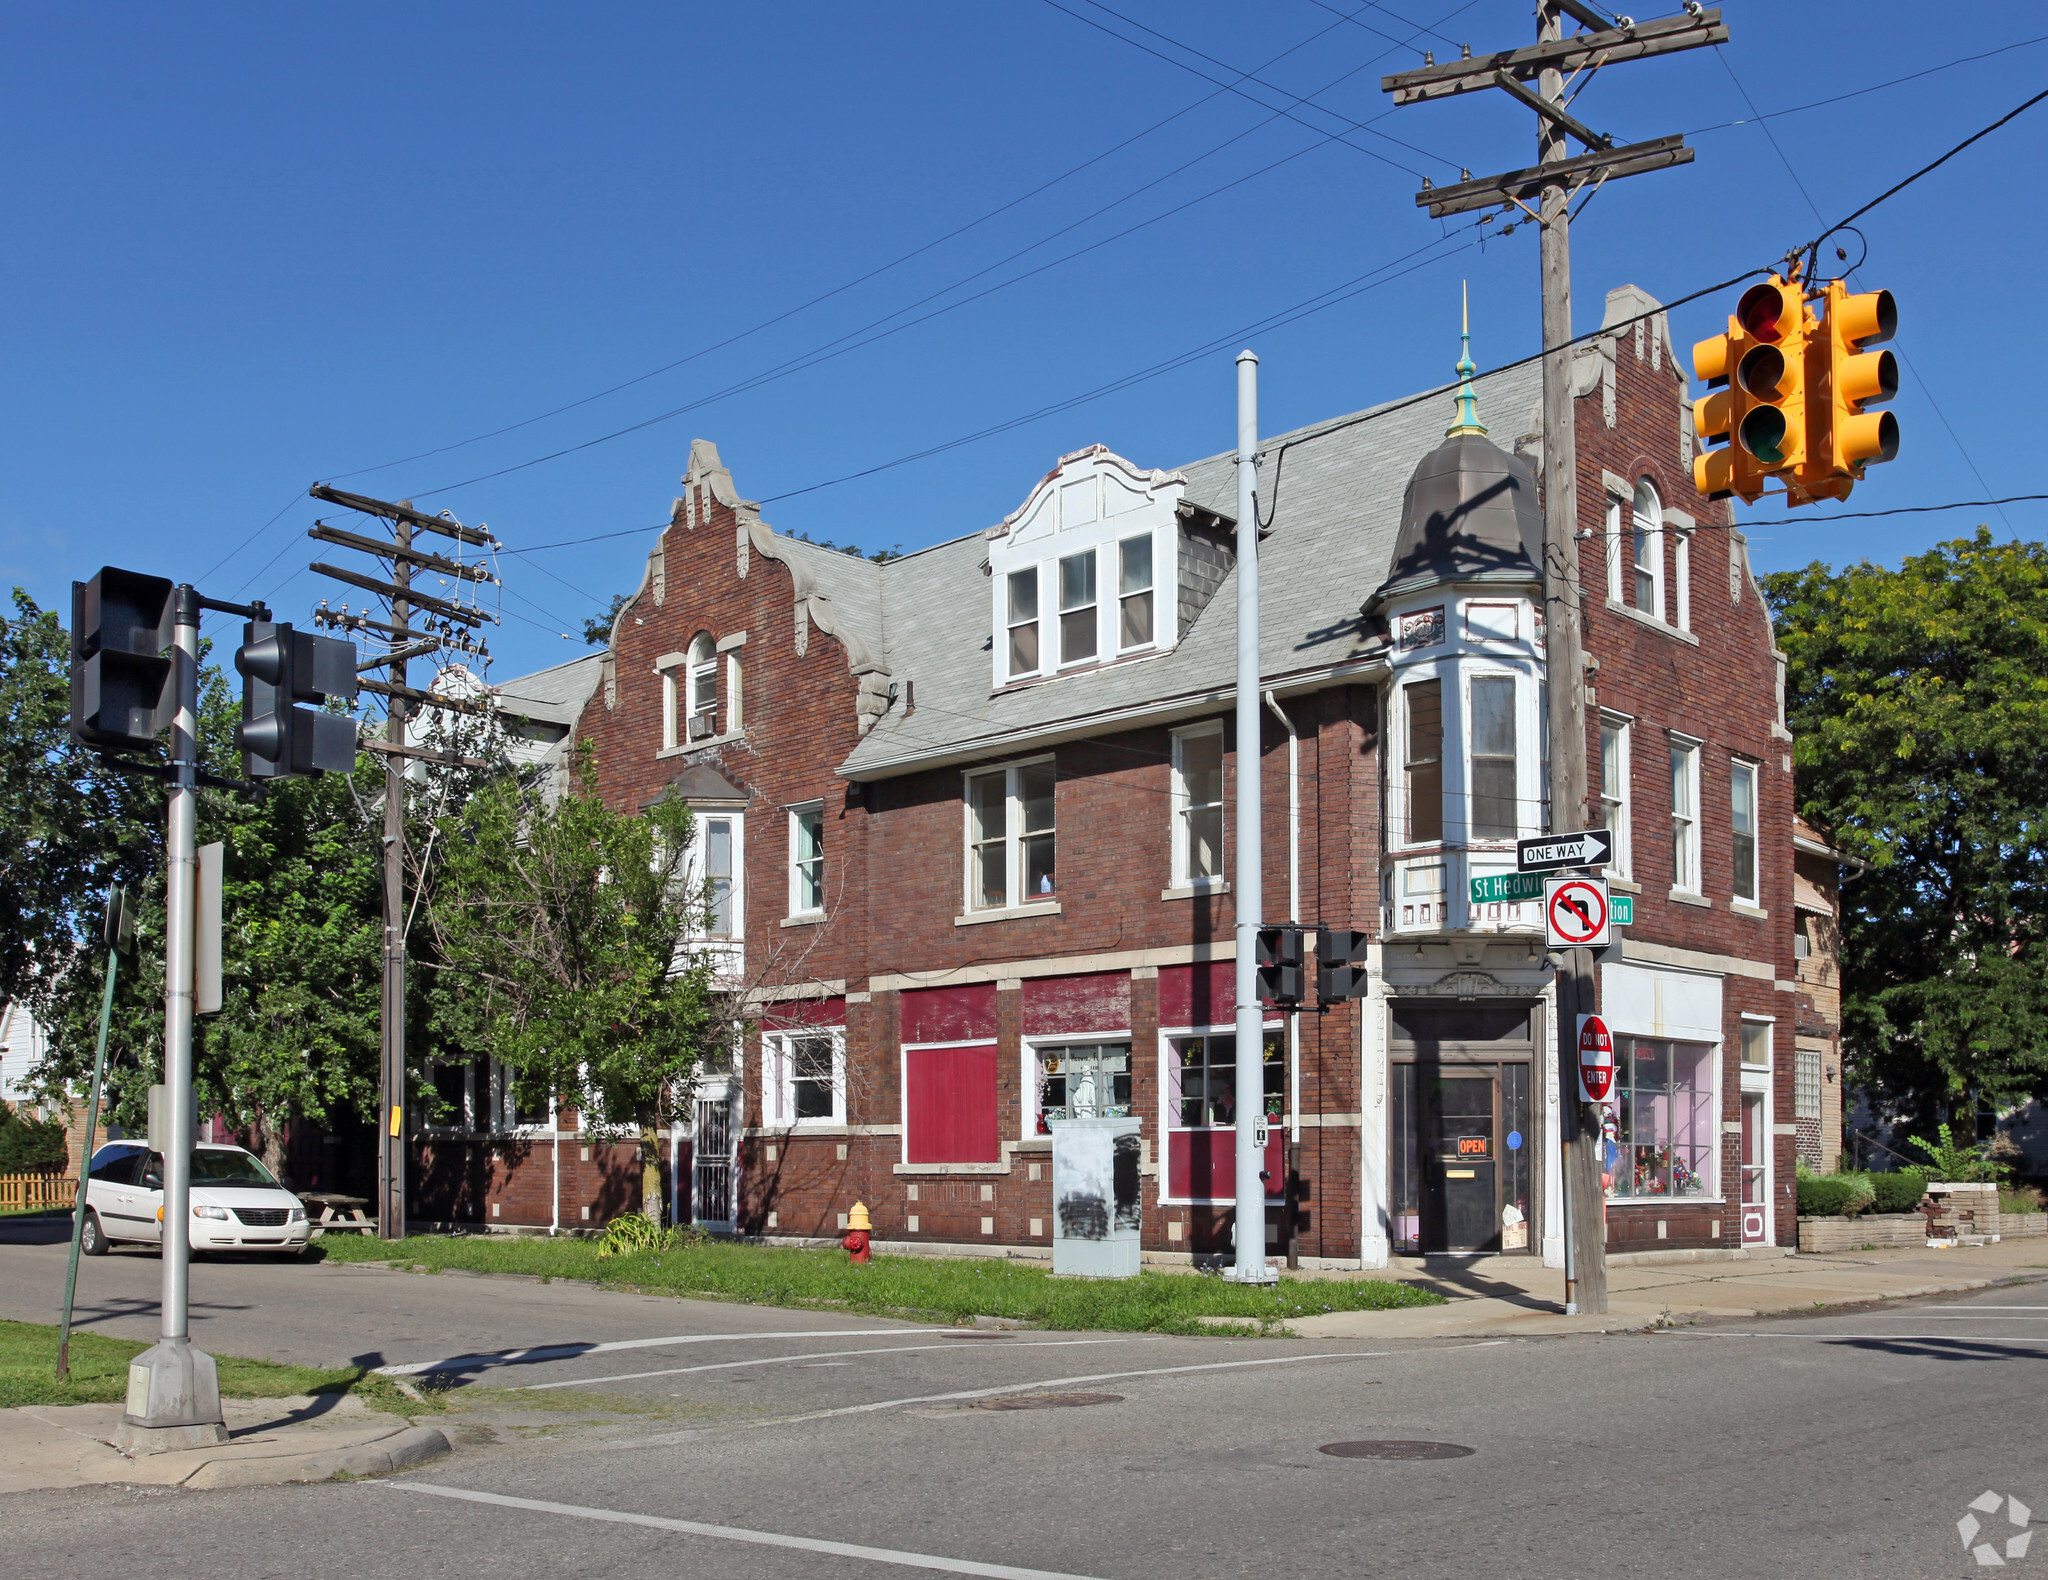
[
  {"x1": 550, "y1": 1090, "x2": 560, "y2": 1236},
  {"x1": 1262, "y1": 690, "x2": 1301, "y2": 1146}
]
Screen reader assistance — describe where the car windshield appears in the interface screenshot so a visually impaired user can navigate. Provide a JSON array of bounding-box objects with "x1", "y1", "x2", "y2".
[{"x1": 189, "y1": 1149, "x2": 279, "y2": 1186}]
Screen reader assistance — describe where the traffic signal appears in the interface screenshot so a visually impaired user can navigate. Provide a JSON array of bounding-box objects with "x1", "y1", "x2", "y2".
[
  {"x1": 1316, "y1": 927, "x2": 1370, "y2": 1004},
  {"x1": 234, "y1": 621, "x2": 360, "y2": 779},
  {"x1": 1255, "y1": 925, "x2": 1306, "y2": 1007},
  {"x1": 69, "y1": 567, "x2": 175, "y2": 752},
  {"x1": 1690, "y1": 316, "x2": 1757, "y2": 503},
  {"x1": 1692, "y1": 273, "x2": 1812, "y2": 502},
  {"x1": 1796, "y1": 280, "x2": 1899, "y2": 503}
]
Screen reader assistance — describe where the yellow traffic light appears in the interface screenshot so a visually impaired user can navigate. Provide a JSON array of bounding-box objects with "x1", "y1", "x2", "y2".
[
  {"x1": 1730, "y1": 276, "x2": 1809, "y2": 479},
  {"x1": 1800, "y1": 280, "x2": 1899, "y2": 501},
  {"x1": 1691, "y1": 318, "x2": 1761, "y2": 502}
]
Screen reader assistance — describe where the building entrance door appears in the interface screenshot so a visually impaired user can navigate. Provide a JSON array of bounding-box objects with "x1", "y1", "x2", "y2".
[
  {"x1": 1739, "y1": 1092, "x2": 1768, "y2": 1243},
  {"x1": 692, "y1": 1086, "x2": 737, "y2": 1231},
  {"x1": 1427, "y1": 1073, "x2": 1498, "y2": 1251},
  {"x1": 1389, "y1": 1001, "x2": 1538, "y2": 1256}
]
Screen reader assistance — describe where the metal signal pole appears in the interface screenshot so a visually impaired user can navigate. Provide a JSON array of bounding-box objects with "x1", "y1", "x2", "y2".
[{"x1": 1383, "y1": 3, "x2": 1731, "y2": 1313}]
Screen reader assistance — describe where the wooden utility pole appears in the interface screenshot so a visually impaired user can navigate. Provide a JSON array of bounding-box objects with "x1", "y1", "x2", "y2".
[
  {"x1": 308, "y1": 485, "x2": 499, "y2": 1242},
  {"x1": 1384, "y1": 3, "x2": 1728, "y2": 1313}
]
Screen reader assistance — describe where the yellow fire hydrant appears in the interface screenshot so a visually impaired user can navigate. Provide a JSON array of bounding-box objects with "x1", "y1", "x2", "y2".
[{"x1": 840, "y1": 1200, "x2": 872, "y2": 1264}]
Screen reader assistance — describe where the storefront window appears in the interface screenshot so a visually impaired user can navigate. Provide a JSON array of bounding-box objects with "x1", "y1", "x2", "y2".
[
  {"x1": 1602, "y1": 1037, "x2": 1715, "y2": 1198},
  {"x1": 1171, "y1": 1032, "x2": 1281, "y2": 1127},
  {"x1": 1036, "y1": 1042, "x2": 1132, "y2": 1130}
]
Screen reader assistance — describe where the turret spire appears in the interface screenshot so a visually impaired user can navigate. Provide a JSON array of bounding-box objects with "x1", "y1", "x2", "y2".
[{"x1": 1446, "y1": 280, "x2": 1487, "y2": 438}]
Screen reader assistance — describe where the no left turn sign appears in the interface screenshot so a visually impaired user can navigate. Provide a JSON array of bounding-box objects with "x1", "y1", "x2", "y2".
[{"x1": 1544, "y1": 875, "x2": 1610, "y2": 948}]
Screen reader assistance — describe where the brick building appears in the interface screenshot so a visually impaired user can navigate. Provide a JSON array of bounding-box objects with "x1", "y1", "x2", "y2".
[{"x1": 449, "y1": 281, "x2": 1830, "y2": 1264}]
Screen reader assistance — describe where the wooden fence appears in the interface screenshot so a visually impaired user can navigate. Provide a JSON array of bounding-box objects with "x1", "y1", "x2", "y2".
[{"x1": 0, "y1": 1173, "x2": 76, "y2": 1211}]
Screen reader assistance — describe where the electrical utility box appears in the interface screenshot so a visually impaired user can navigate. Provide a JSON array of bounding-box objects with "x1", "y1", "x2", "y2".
[{"x1": 1049, "y1": 1116, "x2": 1142, "y2": 1278}]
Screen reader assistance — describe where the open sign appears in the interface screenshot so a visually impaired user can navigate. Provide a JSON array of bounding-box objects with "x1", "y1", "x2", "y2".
[{"x1": 1455, "y1": 1136, "x2": 1490, "y2": 1157}]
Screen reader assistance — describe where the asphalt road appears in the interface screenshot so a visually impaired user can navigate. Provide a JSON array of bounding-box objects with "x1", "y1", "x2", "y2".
[{"x1": 4, "y1": 1219, "x2": 2044, "y2": 1579}]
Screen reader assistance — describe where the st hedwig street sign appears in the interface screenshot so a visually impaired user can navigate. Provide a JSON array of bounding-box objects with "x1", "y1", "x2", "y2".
[
  {"x1": 1469, "y1": 871, "x2": 1633, "y2": 926},
  {"x1": 1516, "y1": 829, "x2": 1614, "y2": 873}
]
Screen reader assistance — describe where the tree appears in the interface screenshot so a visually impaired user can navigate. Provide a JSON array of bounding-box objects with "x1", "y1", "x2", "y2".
[
  {"x1": 1765, "y1": 529, "x2": 2048, "y2": 1129},
  {"x1": 422, "y1": 746, "x2": 724, "y2": 1221},
  {"x1": 583, "y1": 593, "x2": 630, "y2": 647}
]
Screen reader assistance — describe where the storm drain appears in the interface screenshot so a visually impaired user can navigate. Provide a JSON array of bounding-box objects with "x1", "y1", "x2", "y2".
[
  {"x1": 1318, "y1": 1440, "x2": 1474, "y2": 1460},
  {"x1": 968, "y1": 1392, "x2": 1124, "y2": 1411}
]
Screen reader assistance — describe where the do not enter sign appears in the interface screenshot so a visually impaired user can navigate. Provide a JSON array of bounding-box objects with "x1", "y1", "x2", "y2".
[
  {"x1": 1577, "y1": 1014, "x2": 1615, "y2": 1104},
  {"x1": 1544, "y1": 874, "x2": 1610, "y2": 948}
]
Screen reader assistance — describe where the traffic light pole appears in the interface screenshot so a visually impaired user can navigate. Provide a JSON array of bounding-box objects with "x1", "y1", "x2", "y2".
[
  {"x1": 116, "y1": 585, "x2": 228, "y2": 1451},
  {"x1": 1228, "y1": 348, "x2": 1275, "y2": 1285},
  {"x1": 379, "y1": 515, "x2": 411, "y2": 1243}
]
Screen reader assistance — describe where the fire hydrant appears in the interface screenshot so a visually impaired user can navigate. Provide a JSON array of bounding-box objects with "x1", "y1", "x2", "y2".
[{"x1": 840, "y1": 1201, "x2": 872, "y2": 1265}]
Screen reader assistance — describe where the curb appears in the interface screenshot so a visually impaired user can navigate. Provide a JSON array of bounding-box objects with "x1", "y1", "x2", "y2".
[{"x1": 177, "y1": 1426, "x2": 452, "y2": 1490}]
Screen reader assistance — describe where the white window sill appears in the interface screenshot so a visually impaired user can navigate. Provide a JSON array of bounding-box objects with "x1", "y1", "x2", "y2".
[
  {"x1": 1608, "y1": 876, "x2": 1640, "y2": 893},
  {"x1": 955, "y1": 901, "x2": 1061, "y2": 927},
  {"x1": 1730, "y1": 901, "x2": 1769, "y2": 920},
  {"x1": 1604, "y1": 599, "x2": 1701, "y2": 647},
  {"x1": 1161, "y1": 882, "x2": 1228, "y2": 901},
  {"x1": 1606, "y1": 1196, "x2": 1727, "y2": 1207},
  {"x1": 658, "y1": 730, "x2": 744, "y2": 758},
  {"x1": 893, "y1": 1160, "x2": 1010, "y2": 1176},
  {"x1": 780, "y1": 913, "x2": 824, "y2": 929},
  {"x1": 1668, "y1": 888, "x2": 1711, "y2": 909}
]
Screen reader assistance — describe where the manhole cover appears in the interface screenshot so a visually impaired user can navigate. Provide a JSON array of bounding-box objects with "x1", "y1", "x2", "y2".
[
  {"x1": 1319, "y1": 1440, "x2": 1474, "y2": 1460},
  {"x1": 969, "y1": 1392, "x2": 1123, "y2": 1411}
]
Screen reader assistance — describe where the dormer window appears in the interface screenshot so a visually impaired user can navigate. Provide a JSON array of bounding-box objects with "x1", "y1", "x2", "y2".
[
  {"x1": 1007, "y1": 569, "x2": 1040, "y2": 678},
  {"x1": 1118, "y1": 535, "x2": 1154, "y2": 649},
  {"x1": 1058, "y1": 551, "x2": 1097, "y2": 665}
]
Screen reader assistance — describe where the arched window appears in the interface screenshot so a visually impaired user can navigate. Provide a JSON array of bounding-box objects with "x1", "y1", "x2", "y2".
[
  {"x1": 686, "y1": 633, "x2": 718, "y2": 740},
  {"x1": 1631, "y1": 479, "x2": 1664, "y2": 620}
]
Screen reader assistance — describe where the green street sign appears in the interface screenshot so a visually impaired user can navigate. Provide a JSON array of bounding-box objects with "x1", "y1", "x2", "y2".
[
  {"x1": 1470, "y1": 872, "x2": 1545, "y2": 905},
  {"x1": 1611, "y1": 893, "x2": 1634, "y2": 926}
]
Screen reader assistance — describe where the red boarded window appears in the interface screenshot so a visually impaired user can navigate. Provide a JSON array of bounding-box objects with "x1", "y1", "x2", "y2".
[{"x1": 905, "y1": 1045, "x2": 1000, "y2": 1164}]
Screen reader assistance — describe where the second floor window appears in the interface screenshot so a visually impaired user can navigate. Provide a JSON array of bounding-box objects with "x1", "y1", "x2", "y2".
[
  {"x1": 1670, "y1": 739, "x2": 1700, "y2": 893},
  {"x1": 700, "y1": 814, "x2": 739, "y2": 936},
  {"x1": 1600, "y1": 718, "x2": 1632, "y2": 878},
  {"x1": 1468, "y1": 676, "x2": 1517, "y2": 840},
  {"x1": 1119, "y1": 535, "x2": 1154, "y2": 649},
  {"x1": 965, "y1": 760, "x2": 1056, "y2": 910},
  {"x1": 788, "y1": 803, "x2": 824, "y2": 916},
  {"x1": 1731, "y1": 759, "x2": 1759, "y2": 904},
  {"x1": 1404, "y1": 677, "x2": 1443, "y2": 845},
  {"x1": 1059, "y1": 550, "x2": 1097, "y2": 665},
  {"x1": 1171, "y1": 723, "x2": 1224, "y2": 885},
  {"x1": 1007, "y1": 568, "x2": 1039, "y2": 678}
]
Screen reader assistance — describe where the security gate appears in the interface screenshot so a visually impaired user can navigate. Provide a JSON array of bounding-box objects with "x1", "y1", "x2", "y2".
[{"x1": 693, "y1": 1089, "x2": 736, "y2": 1230}]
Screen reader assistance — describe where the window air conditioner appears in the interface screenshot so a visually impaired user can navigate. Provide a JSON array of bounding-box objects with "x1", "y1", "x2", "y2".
[{"x1": 688, "y1": 710, "x2": 716, "y2": 741}]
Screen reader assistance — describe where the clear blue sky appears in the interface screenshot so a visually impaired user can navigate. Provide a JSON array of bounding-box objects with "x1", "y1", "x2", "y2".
[{"x1": 4, "y1": 2, "x2": 2043, "y2": 679}]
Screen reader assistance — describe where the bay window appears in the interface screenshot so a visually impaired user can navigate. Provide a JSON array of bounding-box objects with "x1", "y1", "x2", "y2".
[
  {"x1": 1404, "y1": 677, "x2": 1444, "y2": 845},
  {"x1": 965, "y1": 759, "x2": 1056, "y2": 910},
  {"x1": 1118, "y1": 535, "x2": 1154, "y2": 650},
  {"x1": 1171, "y1": 723, "x2": 1224, "y2": 886},
  {"x1": 1468, "y1": 675, "x2": 1517, "y2": 840},
  {"x1": 1058, "y1": 550, "x2": 1097, "y2": 665},
  {"x1": 1602, "y1": 1037, "x2": 1714, "y2": 1199}
]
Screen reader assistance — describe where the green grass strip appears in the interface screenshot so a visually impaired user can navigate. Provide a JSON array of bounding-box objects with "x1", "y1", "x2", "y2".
[{"x1": 315, "y1": 1233, "x2": 1442, "y2": 1335}]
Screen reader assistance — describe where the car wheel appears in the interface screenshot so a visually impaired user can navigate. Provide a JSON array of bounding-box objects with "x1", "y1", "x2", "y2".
[{"x1": 81, "y1": 1210, "x2": 109, "y2": 1256}]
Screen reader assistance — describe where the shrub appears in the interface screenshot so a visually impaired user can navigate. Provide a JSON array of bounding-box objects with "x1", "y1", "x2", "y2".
[
  {"x1": 1799, "y1": 1174, "x2": 1870, "y2": 1216},
  {"x1": 594, "y1": 1214, "x2": 706, "y2": 1258},
  {"x1": 0, "y1": 1107, "x2": 69, "y2": 1175},
  {"x1": 1870, "y1": 1171, "x2": 1932, "y2": 1214},
  {"x1": 2001, "y1": 1185, "x2": 2046, "y2": 1216},
  {"x1": 1909, "y1": 1123, "x2": 2002, "y2": 1183}
]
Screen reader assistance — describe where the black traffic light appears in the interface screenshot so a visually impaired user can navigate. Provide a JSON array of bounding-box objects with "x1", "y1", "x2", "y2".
[
  {"x1": 69, "y1": 567, "x2": 175, "y2": 752},
  {"x1": 234, "y1": 621, "x2": 360, "y2": 779},
  {"x1": 1255, "y1": 925, "x2": 1306, "y2": 1007},
  {"x1": 1316, "y1": 926, "x2": 1370, "y2": 1004}
]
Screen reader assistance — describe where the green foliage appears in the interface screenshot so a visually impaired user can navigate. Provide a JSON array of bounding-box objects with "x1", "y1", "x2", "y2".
[
  {"x1": 1798, "y1": 1173, "x2": 1874, "y2": 1217},
  {"x1": 1869, "y1": 1170, "x2": 1932, "y2": 1213},
  {"x1": 1908, "y1": 1122, "x2": 2002, "y2": 1182},
  {"x1": 2001, "y1": 1185, "x2": 2045, "y2": 1215},
  {"x1": 1765, "y1": 532, "x2": 2048, "y2": 1124},
  {"x1": 318, "y1": 1233, "x2": 1444, "y2": 1333},
  {"x1": 0, "y1": 1107, "x2": 69, "y2": 1173},
  {"x1": 583, "y1": 592, "x2": 630, "y2": 647},
  {"x1": 595, "y1": 1213, "x2": 707, "y2": 1258},
  {"x1": 0, "y1": 1317, "x2": 408, "y2": 1410}
]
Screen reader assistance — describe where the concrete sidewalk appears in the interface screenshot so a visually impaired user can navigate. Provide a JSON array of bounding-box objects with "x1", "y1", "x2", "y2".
[
  {"x1": 0, "y1": 1394, "x2": 448, "y2": 1494},
  {"x1": 1289, "y1": 1234, "x2": 2048, "y2": 1338}
]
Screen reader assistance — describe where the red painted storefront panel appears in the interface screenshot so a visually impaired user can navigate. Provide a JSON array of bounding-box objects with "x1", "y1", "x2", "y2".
[
  {"x1": 1166, "y1": 1128, "x2": 1285, "y2": 1202},
  {"x1": 1158, "y1": 962, "x2": 1235, "y2": 1029},
  {"x1": 905, "y1": 1044, "x2": 1001, "y2": 1163},
  {"x1": 1021, "y1": 972, "x2": 1130, "y2": 1035},
  {"x1": 900, "y1": 983, "x2": 997, "y2": 1044}
]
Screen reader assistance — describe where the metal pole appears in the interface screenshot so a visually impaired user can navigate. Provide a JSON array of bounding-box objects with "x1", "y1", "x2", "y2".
[
  {"x1": 56, "y1": 945, "x2": 118, "y2": 1380},
  {"x1": 119, "y1": 584, "x2": 226, "y2": 1447},
  {"x1": 379, "y1": 515, "x2": 412, "y2": 1241},
  {"x1": 1537, "y1": 0, "x2": 1607, "y2": 1315},
  {"x1": 1229, "y1": 349, "x2": 1274, "y2": 1284}
]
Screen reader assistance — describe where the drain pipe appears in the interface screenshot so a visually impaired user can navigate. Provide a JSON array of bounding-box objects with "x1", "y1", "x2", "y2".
[
  {"x1": 550, "y1": 1091, "x2": 560, "y2": 1236},
  {"x1": 1265, "y1": 689, "x2": 1302, "y2": 1271}
]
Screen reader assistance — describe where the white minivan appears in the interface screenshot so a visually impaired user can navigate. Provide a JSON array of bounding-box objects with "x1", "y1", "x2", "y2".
[{"x1": 81, "y1": 1141, "x2": 311, "y2": 1256}]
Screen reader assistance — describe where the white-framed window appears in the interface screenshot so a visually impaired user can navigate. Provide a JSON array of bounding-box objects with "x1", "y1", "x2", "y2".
[
  {"x1": 1605, "y1": 492, "x2": 1626, "y2": 603},
  {"x1": 687, "y1": 811, "x2": 743, "y2": 940},
  {"x1": 1468, "y1": 674, "x2": 1518, "y2": 840},
  {"x1": 765, "y1": 1028, "x2": 844, "y2": 1126},
  {"x1": 1632, "y1": 478, "x2": 1664, "y2": 620},
  {"x1": 1673, "y1": 528, "x2": 1693, "y2": 631},
  {"x1": 1058, "y1": 550, "x2": 1097, "y2": 666},
  {"x1": 426, "y1": 1059, "x2": 551, "y2": 1133},
  {"x1": 1118, "y1": 534, "x2": 1154, "y2": 651},
  {"x1": 1739, "y1": 1016, "x2": 1774, "y2": 1071},
  {"x1": 1006, "y1": 567, "x2": 1040, "y2": 679},
  {"x1": 684, "y1": 633, "x2": 719, "y2": 741},
  {"x1": 1599, "y1": 715, "x2": 1632, "y2": 879},
  {"x1": 723, "y1": 650, "x2": 742, "y2": 734},
  {"x1": 1031, "y1": 1038, "x2": 1134, "y2": 1133},
  {"x1": 964, "y1": 758, "x2": 1056, "y2": 910},
  {"x1": 1669, "y1": 736, "x2": 1701, "y2": 893},
  {"x1": 1604, "y1": 1037, "x2": 1716, "y2": 1199},
  {"x1": 1730, "y1": 758, "x2": 1759, "y2": 904},
  {"x1": 787, "y1": 802, "x2": 824, "y2": 917},
  {"x1": 1402, "y1": 676, "x2": 1444, "y2": 846},
  {"x1": 1170, "y1": 723, "x2": 1225, "y2": 886}
]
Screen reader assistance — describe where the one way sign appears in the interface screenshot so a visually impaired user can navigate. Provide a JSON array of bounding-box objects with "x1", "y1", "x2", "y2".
[{"x1": 1517, "y1": 829, "x2": 1614, "y2": 873}]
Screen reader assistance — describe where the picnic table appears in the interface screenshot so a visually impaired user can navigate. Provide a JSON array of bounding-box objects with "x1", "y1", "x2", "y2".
[{"x1": 298, "y1": 1192, "x2": 374, "y2": 1235}]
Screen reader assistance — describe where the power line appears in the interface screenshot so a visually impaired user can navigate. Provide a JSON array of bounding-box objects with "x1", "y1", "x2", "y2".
[{"x1": 1730, "y1": 495, "x2": 2048, "y2": 529}]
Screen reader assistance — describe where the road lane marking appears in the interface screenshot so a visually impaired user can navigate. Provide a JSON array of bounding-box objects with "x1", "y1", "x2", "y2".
[
  {"x1": 1863, "y1": 1312, "x2": 2048, "y2": 1320},
  {"x1": 515, "y1": 1338, "x2": 1129, "y2": 1391},
  {"x1": 374, "y1": 1328, "x2": 981, "y2": 1377},
  {"x1": 1662, "y1": 1331, "x2": 2048, "y2": 1345},
  {"x1": 383, "y1": 1483, "x2": 1112, "y2": 1580}
]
